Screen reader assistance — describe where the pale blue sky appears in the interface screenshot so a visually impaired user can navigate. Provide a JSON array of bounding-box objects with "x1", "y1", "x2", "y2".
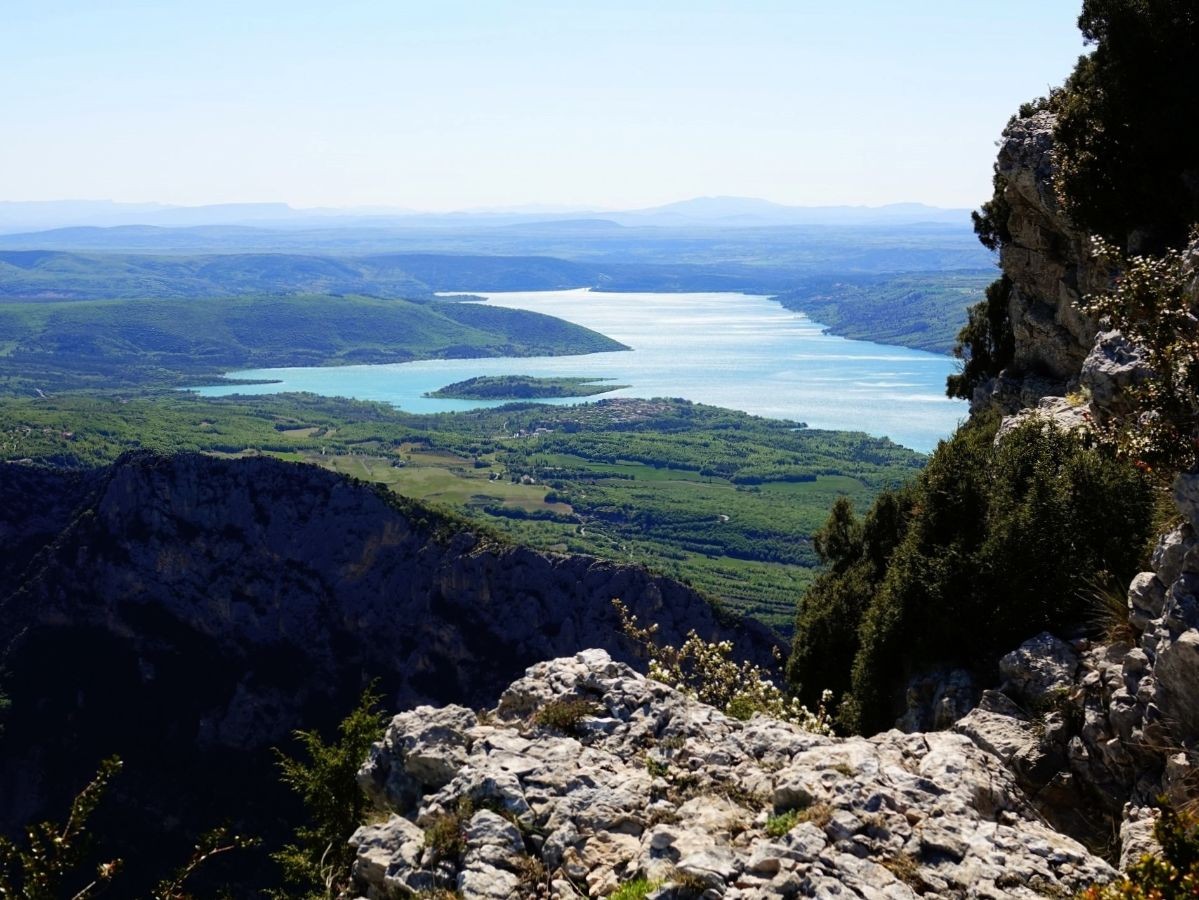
[{"x1": 1, "y1": 1, "x2": 1086, "y2": 210}]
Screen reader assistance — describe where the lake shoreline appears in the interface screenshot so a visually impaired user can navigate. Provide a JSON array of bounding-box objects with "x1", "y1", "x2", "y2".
[{"x1": 194, "y1": 289, "x2": 966, "y2": 453}]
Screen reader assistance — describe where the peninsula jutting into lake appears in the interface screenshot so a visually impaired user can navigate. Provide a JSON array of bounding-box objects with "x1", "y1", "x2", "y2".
[{"x1": 196, "y1": 289, "x2": 966, "y2": 453}]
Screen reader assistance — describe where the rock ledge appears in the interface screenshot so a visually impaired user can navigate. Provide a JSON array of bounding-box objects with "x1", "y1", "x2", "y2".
[{"x1": 351, "y1": 649, "x2": 1115, "y2": 899}]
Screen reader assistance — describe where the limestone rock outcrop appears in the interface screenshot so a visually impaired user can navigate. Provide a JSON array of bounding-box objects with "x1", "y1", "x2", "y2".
[
  {"x1": 983, "y1": 111, "x2": 1161, "y2": 425},
  {"x1": 1079, "y1": 330, "x2": 1153, "y2": 422},
  {"x1": 352, "y1": 650, "x2": 1116, "y2": 899},
  {"x1": 988, "y1": 111, "x2": 1102, "y2": 409},
  {"x1": 994, "y1": 395, "x2": 1092, "y2": 442},
  {"x1": 946, "y1": 481, "x2": 1199, "y2": 862}
]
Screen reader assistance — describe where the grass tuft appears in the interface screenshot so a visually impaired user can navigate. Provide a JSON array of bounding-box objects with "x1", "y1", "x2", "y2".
[{"x1": 532, "y1": 698, "x2": 603, "y2": 736}]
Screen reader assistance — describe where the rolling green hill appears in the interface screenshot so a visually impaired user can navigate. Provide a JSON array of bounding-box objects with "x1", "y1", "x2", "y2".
[
  {"x1": 0, "y1": 247, "x2": 988, "y2": 356},
  {"x1": 0, "y1": 250, "x2": 594, "y2": 300},
  {"x1": 774, "y1": 270, "x2": 994, "y2": 354},
  {"x1": 0, "y1": 294, "x2": 626, "y2": 393}
]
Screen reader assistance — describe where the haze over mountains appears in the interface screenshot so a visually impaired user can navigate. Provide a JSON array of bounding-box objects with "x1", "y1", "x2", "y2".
[
  {"x1": 0, "y1": 196, "x2": 970, "y2": 235},
  {"x1": 0, "y1": 194, "x2": 993, "y2": 364}
]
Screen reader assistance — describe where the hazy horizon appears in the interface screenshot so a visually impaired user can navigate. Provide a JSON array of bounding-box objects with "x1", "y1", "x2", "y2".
[
  {"x1": 2, "y1": 1, "x2": 1086, "y2": 212},
  {"x1": 0, "y1": 195, "x2": 971, "y2": 215},
  {"x1": 0, "y1": 194, "x2": 987, "y2": 236},
  {"x1": 0, "y1": 195, "x2": 968, "y2": 218}
]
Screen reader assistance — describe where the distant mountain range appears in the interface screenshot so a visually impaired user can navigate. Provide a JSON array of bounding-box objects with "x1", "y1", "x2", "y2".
[
  {"x1": 605, "y1": 197, "x2": 969, "y2": 228},
  {"x1": 0, "y1": 196, "x2": 970, "y2": 234}
]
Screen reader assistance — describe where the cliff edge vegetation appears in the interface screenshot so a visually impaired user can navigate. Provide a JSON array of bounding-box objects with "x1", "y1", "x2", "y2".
[{"x1": 792, "y1": 0, "x2": 1199, "y2": 737}]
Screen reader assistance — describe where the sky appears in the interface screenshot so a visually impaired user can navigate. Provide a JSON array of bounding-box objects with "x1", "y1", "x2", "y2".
[{"x1": 0, "y1": 0, "x2": 1087, "y2": 211}]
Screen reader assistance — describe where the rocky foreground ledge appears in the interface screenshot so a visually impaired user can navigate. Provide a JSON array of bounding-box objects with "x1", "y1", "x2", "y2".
[{"x1": 349, "y1": 650, "x2": 1114, "y2": 899}]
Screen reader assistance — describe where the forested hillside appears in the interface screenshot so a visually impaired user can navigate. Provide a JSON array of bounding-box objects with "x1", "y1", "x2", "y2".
[
  {"x1": 0, "y1": 229, "x2": 990, "y2": 354},
  {"x1": 0, "y1": 294, "x2": 625, "y2": 392}
]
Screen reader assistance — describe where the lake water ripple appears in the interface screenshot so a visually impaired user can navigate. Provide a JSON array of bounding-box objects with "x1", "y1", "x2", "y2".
[{"x1": 194, "y1": 289, "x2": 966, "y2": 453}]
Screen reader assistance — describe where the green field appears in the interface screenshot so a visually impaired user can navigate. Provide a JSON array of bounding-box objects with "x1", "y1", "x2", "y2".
[{"x1": 0, "y1": 392, "x2": 925, "y2": 632}]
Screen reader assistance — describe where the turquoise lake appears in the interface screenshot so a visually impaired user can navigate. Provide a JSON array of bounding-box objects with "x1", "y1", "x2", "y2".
[{"x1": 194, "y1": 289, "x2": 967, "y2": 453}]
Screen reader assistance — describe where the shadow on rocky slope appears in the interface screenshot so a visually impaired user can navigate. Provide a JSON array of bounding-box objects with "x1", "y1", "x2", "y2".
[{"x1": 0, "y1": 452, "x2": 775, "y2": 895}]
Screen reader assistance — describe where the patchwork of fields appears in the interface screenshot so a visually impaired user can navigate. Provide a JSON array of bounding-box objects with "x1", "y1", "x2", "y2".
[{"x1": 1, "y1": 392, "x2": 923, "y2": 631}]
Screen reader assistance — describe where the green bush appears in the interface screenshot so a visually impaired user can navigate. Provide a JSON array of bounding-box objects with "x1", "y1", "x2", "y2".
[
  {"x1": 946, "y1": 277, "x2": 1016, "y2": 401},
  {"x1": 971, "y1": 174, "x2": 1013, "y2": 253},
  {"x1": 790, "y1": 416, "x2": 1152, "y2": 734},
  {"x1": 610, "y1": 876, "x2": 664, "y2": 900},
  {"x1": 1079, "y1": 806, "x2": 1199, "y2": 898},
  {"x1": 1053, "y1": 1, "x2": 1199, "y2": 252},
  {"x1": 765, "y1": 802, "x2": 832, "y2": 836},
  {"x1": 532, "y1": 698, "x2": 603, "y2": 735},
  {"x1": 787, "y1": 489, "x2": 913, "y2": 710},
  {"x1": 765, "y1": 809, "x2": 801, "y2": 837},
  {"x1": 1082, "y1": 237, "x2": 1199, "y2": 474},
  {"x1": 272, "y1": 687, "x2": 387, "y2": 900},
  {"x1": 615, "y1": 600, "x2": 833, "y2": 733}
]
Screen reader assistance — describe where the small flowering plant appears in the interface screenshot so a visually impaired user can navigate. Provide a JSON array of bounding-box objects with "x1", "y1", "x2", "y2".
[{"x1": 613, "y1": 599, "x2": 833, "y2": 735}]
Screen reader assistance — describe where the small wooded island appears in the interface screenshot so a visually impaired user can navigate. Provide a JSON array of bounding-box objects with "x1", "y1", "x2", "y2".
[{"x1": 425, "y1": 374, "x2": 628, "y2": 400}]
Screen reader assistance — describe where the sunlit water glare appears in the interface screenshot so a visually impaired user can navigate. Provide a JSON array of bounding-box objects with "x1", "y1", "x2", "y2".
[{"x1": 194, "y1": 289, "x2": 966, "y2": 453}]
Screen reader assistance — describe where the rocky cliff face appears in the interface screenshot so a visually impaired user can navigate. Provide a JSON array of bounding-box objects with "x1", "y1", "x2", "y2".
[
  {"x1": 3, "y1": 451, "x2": 772, "y2": 710},
  {"x1": 0, "y1": 452, "x2": 773, "y2": 893},
  {"x1": 978, "y1": 110, "x2": 1156, "y2": 418},
  {"x1": 945, "y1": 108, "x2": 1199, "y2": 868},
  {"x1": 949, "y1": 473, "x2": 1199, "y2": 866},
  {"x1": 346, "y1": 467, "x2": 1199, "y2": 895},
  {"x1": 0, "y1": 463, "x2": 101, "y2": 585},
  {"x1": 350, "y1": 650, "x2": 1115, "y2": 899},
  {"x1": 983, "y1": 109, "x2": 1189, "y2": 431},
  {"x1": 989, "y1": 111, "x2": 1102, "y2": 409}
]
